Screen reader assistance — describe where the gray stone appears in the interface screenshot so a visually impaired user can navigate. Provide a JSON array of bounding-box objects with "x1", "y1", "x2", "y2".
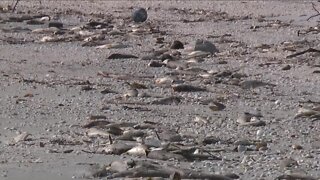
[
  {"x1": 132, "y1": 8, "x2": 148, "y2": 23},
  {"x1": 194, "y1": 39, "x2": 219, "y2": 54}
]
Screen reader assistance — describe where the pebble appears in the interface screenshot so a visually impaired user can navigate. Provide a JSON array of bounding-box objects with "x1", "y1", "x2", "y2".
[
  {"x1": 194, "y1": 39, "x2": 219, "y2": 54},
  {"x1": 237, "y1": 145, "x2": 247, "y2": 153},
  {"x1": 170, "y1": 40, "x2": 184, "y2": 49},
  {"x1": 132, "y1": 8, "x2": 148, "y2": 23},
  {"x1": 282, "y1": 65, "x2": 291, "y2": 70},
  {"x1": 48, "y1": 22, "x2": 63, "y2": 29},
  {"x1": 292, "y1": 144, "x2": 303, "y2": 150}
]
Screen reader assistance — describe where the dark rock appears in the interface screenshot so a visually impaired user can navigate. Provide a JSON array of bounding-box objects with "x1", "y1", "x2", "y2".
[
  {"x1": 282, "y1": 65, "x2": 291, "y2": 70},
  {"x1": 171, "y1": 40, "x2": 184, "y2": 49},
  {"x1": 194, "y1": 39, "x2": 219, "y2": 54},
  {"x1": 132, "y1": 8, "x2": 148, "y2": 23},
  {"x1": 48, "y1": 22, "x2": 63, "y2": 29}
]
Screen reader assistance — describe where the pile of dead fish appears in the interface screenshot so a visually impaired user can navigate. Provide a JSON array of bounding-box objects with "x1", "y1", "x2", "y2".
[
  {"x1": 83, "y1": 119, "x2": 222, "y2": 162},
  {"x1": 82, "y1": 118, "x2": 238, "y2": 179},
  {"x1": 90, "y1": 159, "x2": 237, "y2": 179}
]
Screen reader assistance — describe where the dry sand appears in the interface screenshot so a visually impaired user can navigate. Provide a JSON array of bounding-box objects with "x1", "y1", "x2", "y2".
[{"x1": 0, "y1": 1, "x2": 320, "y2": 179}]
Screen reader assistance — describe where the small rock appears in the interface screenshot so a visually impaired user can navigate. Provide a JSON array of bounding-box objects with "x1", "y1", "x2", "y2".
[
  {"x1": 170, "y1": 40, "x2": 184, "y2": 49},
  {"x1": 132, "y1": 8, "x2": 148, "y2": 23},
  {"x1": 48, "y1": 22, "x2": 63, "y2": 29},
  {"x1": 292, "y1": 144, "x2": 303, "y2": 150},
  {"x1": 194, "y1": 39, "x2": 219, "y2": 54},
  {"x1": 237, "y1": 145, "x2": 247, "y2": 153},
  {"x1": 282, "y1": 65, "x2": 291, "y2": 70}
]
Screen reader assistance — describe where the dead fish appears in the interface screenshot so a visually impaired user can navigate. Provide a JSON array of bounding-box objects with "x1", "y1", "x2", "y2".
[
  {"x1": 32, "y1": 27, "x2": 60, "y2": 34},
  {"x1": 209, "y1": 102, "x2": 226, "y2": 111},
  {"x1": 117, "y1": 130, "x2": 145, "y2": 141},
  {"x1": 1, "y1": 27, "x2": 31, "y2": 33},
  {"x1": 108, "y1": 160, "x2": 129, "y2": 173},
  {"x1": 107, "y1": 53, "x2": 138, "y2": 59},
  {"x1": 108, "y1": 29, "x2": 125, "y2": 36},
  {"x1": 237, "y1": 112, "x2": 265, "y2": 126},
  {"x1": 87, "y1": 164, "x2": 109, "y2": 178},
  {"x1": 275, "y1": 173, "x2": 317, "y2": 180},
  {"x1": 96, "y1": 43, "x2": 128, "y2": 49},
  {"x1": 126, "y1": 144, "x2": 148, "y2": 156},
  {"x1": 123, "y1": 89, "x2": 138, "y2": 97},
  {"x1": 133, "y1": 122, "x2": 157, "y2": 129},
  {"x1": 194, "y1": 116, "x2": 208, "y2": 124},
  {"x1": 150, "y1": 96, "x2": 181, "y2": 105},
  {"x1": 78, "y1": 30, "x2": 95, "y2": 37},
  {"x1": 155, "y1": 77, "x2": 174, "y2": 85},
  {"x1": 85, "y1": 21, "x2": 109, "y2": 28},
  {"x1": 26, "y1": 19, "x2": 44, "y2": 25},
  {"x1": 172, "y1": 84, "x2": 206, "y2": 92},
  {"x1": 103, "y1": 143, "x2": 134, "y2": 155},
  {"x1": 148, "y1": 61, "x2": 165, "y2": 67},
  {"x1": 140, "y1": 53, "x2": 158, "y2": 60},
  {"x1": 279, "y1": 157, "x2": 298, "y2": 170},
  {"x1": 202, "y1": 136, "x2": 222, "y2": 145},
  {"x1": 147, "y1": 150, "x2": 186, "y2": 161},
  {"x1": 83, "y1": 120, "x2": 110, "y2": 128},
  {"x1": 185, "y1": 67, "x2": 207, "y2": 73},
  {"x1": 104, "y1": 124, "x2": 123, "y2": 135},
  {"x1": 86, "y1": 128, "x2": 110, "y2": 138},
  {"x1": 83, "y1": 34, "x2": 105, "y2": 42},
  {"x1": 187, "y1": 58, "x2": 205, "y2": 64},
  {"x1": 39, "y1": 36, "x2": 62, "y2": 42},
  {"x1": 238, "y1": 120, "x2": 266, "y2": 127},
  {"x1": 12, "y1": 132, "x2": 30, "y2": 144},
  {"x1": 295, "y1": 107, "x2": 320, "y2": 118},
  {"x1": 129, "y1": 82, "x2": 148, "y2": 89},
  {"x1": 239, "y1": 80, "x2": 275, "y2": 89},
  {"x1": 187, "y1": 51, "x2": 210, "y2": 59},
  {"x1": 143, "y1": 137, "x2": 162, "y2": 148},
  {"x1": 159, "y1": 130, "x2": 182, "y2": 142},
  {"x1": 164, "y1": 60, "x2": 187, "y2": 69}
]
